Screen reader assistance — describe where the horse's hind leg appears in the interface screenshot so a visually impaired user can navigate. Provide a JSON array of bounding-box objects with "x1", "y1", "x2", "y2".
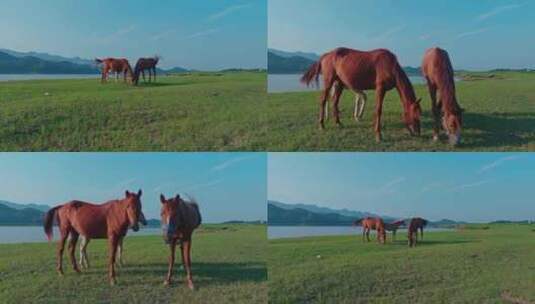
[
  {"x1": 56, "y1": 230, "x2": 68, "y2": 275},
  {"x1": 182, "y1": 237, "x2": 194, "y2": 290},
  {"x1": 79, "y1": 237, "x2": 90, "y2": 269},
  {"x1": 164, "y1": 239, "x2": 177, "y2": 286},
  {"x1": 115, "y1": 238, "x2": 123, "y2": 267},
  {"x1": 331, "y1": 81, "x2": 344, "y2": 127},
  {"x1": 108, "y1": 236, "x2": 119, "y2": 285},
  {"x1": 153, "y1": 67, "x2": 156, "y2": 82},
  {"x1": 355, "y1": 92, "x2": 367, "y2": 121},
  {"x1": 319, "y1": 74, "x2": 336, "y2": 130},
  {"x1": 68, "y1": 230, "x2": 80, "y2": 273}
]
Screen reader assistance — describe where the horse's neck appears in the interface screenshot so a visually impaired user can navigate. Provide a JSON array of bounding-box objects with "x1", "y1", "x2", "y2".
[
  {"x1": 393, "y1": 67, "x2": 416, "y2": 106},
  {"x1": 439, "y1": 85, "x2": 460, "y2": 113}
]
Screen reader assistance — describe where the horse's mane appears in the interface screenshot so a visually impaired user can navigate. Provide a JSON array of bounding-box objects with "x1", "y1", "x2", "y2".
[
  {"x1": 392, "y1": 60, "x2": 417, "y2": 105},
  {"x1": 435, "y1": 51, "x2": 462, "y2": 115}
]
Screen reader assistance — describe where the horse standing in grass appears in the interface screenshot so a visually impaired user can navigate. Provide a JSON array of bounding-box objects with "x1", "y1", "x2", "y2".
[
  {"x1": 301, "y1": 47, "x2": 422, "y2": 142},
  {"x1": 95, "y1": 58, "x2": 134, "y2": 84},
  {"x1": 408, "y1": 217, "x2": 428, "y2": 247},
  {"x1": 43, "y1": 190, "x2": 144, "y2": 285},
  {"x1": 353, "y1": 217, "x2": 386, "y2": 244},
  {"x1": 78, "y1": 211, "x2": 147, "y2": 269},
  {"x1": 133, "y1": 56, "x2": 160, "y2": 85},
  {"x1": 160, "y1": 194, "x2": 202, "y2": 289},
  {"x1": 384, "y1": 220, "x2": 405, "y2": 241},
  {"x1": 422, "y1": 47, "x2": 463, "y2": 145}
]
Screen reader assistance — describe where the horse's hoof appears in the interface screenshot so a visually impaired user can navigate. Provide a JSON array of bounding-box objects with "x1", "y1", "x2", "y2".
[
  {"x1": 163, "y1": 280, "x2": 171, "y2": 286},
  {"x1": 110, "y1": 280, "x2": 116, "y2": 286},
  {"x1": 432, "y1": 135, "x2": 439, "y2": 142},
  {"x1": 187, "y1": 281, "x2": 195, "y2": 290},
  {"x1": 57, "y1": 270, "x2": 64, "y2": 277}
]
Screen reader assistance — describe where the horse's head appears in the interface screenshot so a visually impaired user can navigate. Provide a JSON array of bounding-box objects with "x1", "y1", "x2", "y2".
[
  {"x1": 352, "y1": 219, "x2": 363, "y2": 226},
  {"x1": 442, "y1": 109, "x2": 463, "y2": 146},
  {"x1": 160, "y1": 193, "x2": 185, "y2": 244},
  {"x1": 404, "y1": 99, "x2": 422, "y2": 136},
  {"x1": 124, "y1": 189, "x2": 143, "y2": 232}
]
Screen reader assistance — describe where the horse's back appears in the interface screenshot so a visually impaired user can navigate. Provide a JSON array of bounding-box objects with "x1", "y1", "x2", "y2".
[
  {"x1": 61, "y1": 200, "x2": 109, "y2": 238},
  {"x1": 185, "y1": 202, "x2": 202, "y2": 229},
  {"x1": 422, "y1": 47, "x2": 454, "y2": 82}
]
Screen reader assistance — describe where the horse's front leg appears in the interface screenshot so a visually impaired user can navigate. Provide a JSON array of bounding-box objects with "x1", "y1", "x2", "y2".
[
  {"x1": 182, "y1": 238, "x2": 194, "y2": 290},
  {"x1": 374, "y1": 87, "x2": 386, "y2": 142},
  {"x1": 357, "y1": 92, "x2": 367, "y2": 120},
  {"x1": 164, "y1": 239, "x2": 177, "y2": 286},
  {"x1": 108, "y1": 236, "x2": 119, "y2": 285},
  {"x1": 153, "y1": 67, "x2": 156, "y2": 82},
  {"x1": 428, "y1": 83, "x2": 441, "y2": 141}
]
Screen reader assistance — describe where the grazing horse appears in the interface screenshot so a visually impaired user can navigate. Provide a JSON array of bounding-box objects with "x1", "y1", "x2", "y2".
[
  {"x1": 353, "y1": 217, "x2": 386, "y2": 244},
  {"x1": 95, "y1": 58, "x2": 134, "y2": 84},
  {"x1": 327, "y1": 81, "x2": 367, "y2": 122},
  {"x1": 301, "y1": 47, "x2": 422, "y2": 142},
  {"x1": 43, "y1": 190, "x2": 144, "y2": 285},
  {"x1": 160, "y1": 194, "x2": 202, "y2": 289},
  {"x1": 384, "y1": 220, "x2": 405, "y2": 241},
  {"x1": 422, "y1": 47, "x2": 463, "y2": 145},
  {"x1": 408, "y1": 217, "x2": 428, "y2": 247},
  {"x1": 133, "y1": 56, "x2": 160, "y2": 85},
  {"x1": 78, "y1": 211, "x2": 147, "y2": 269}
]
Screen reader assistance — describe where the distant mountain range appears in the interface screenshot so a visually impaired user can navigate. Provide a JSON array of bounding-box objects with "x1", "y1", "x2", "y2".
[
  {"x1": 268, "y1": 201, "x2": 469, "y2": 227},
  {"x1": 0, "y1": 202, "x2": 45, "y2": 225},
  {"x1": 268, "y1": 48, "x2": 422, "y2": 76},
  {"x1": 0, "y1": 49, "x2": 189, "y2": 74}
]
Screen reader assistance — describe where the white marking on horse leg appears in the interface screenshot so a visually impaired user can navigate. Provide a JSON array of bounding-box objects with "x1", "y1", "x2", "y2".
[
  {"x1": 353, "y1": 93, "x2": 360, "y2": 121},
  {"x1": 359, "y1": 92, "x2": 365, "y2": 118}
]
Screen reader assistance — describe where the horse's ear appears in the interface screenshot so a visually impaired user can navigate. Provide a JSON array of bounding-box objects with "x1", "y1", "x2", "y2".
[
  {"x1": 137, "y1": 189, "x2": 142, "y2": 197},
  {"x1": 125, "y1": 190, "x2": 130, "y2": 197},
  {"x1": 160, "y1": 194, "x2": 166, "y2": 204},
  {"x1": 175, "y1": 194, "x2": 181, "y2": 202}
]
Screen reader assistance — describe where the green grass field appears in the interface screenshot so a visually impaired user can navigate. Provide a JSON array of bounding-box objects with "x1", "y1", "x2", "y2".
[
  {"x1": 0, "y1": 71, "x2": 267, "y2": 151},
  {"x1": 268, "y1": 224, "x2": 535, "y2": 303},
  {"x1": 266, "y1": 72, "x2": 535, "y2": 151},
  {"x1": 0, "y1": 224, "x2": 267, "y2": 304}
]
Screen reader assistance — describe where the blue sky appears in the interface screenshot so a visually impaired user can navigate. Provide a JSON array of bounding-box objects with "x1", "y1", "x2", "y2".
[
  {"x1": 0, "y1": 153, "x2": 266, "y2": 223},
  {"x1": 0, "y1": 0, "x2": 266, "y2": 70},
  {"x1": 268, "y1": 153, "x2": 535, "y2": 222},
  {"x1": 269, "y1": 0, "x2": 535, "y2": 70}
]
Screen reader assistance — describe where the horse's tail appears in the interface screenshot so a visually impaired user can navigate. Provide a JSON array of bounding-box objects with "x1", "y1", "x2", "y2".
[
  {"x1": 300, "y1": 59, "x2": 322, "y2": 87},
  {"x1": 43, "y1": 205, "x2": 61, "y2": 241}
]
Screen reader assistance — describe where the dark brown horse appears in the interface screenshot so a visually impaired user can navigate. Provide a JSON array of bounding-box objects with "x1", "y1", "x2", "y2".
[
  {"x1": 95, "y1": 58, "x2": 134, "y2": 84},
  {"x1": 43, "y1": 190, "x2": 144, "y2": 285},
  {"x1": 78, "y1": 211, "x2": 147, "y2": 269},
  {"x1": 384, "y1": 220, "x2": 405, "y2": 241},
  {"x1": 408, "y1": 217, "x2": 428, "y2": 247},
  {"x1": 133, "y1": 56, "x2": 160, "y2": 85},
  {"x1": 301, "y1": 47, "x2": 422, "y2": 142},
  {"x1": 422, "y1": 47, "x2": 463, "y2": 145},
  {"x1": 353, "y1": 217, "x2": 386, "y2": 244},
  {"x1": 160, "y1": 194, "x2": 202, "y2": 289}
]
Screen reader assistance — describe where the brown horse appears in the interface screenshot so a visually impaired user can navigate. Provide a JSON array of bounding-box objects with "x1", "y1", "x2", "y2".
[
  {"x1": 43, "y1": 190, "x2": 144, "y2": 285},
  {"x1": 78, "y1": 211, "x2": 147, "y2": 269},
  {"x1": 353, "y1": 217, "x2": 386, "y2": 244},
  {"x1": 384, "y1": 220, "x2": 405, "y2": 241},
  {"x1": 301, "y1": 47, "x2": 422, "y2": 142},
  {"x1": 422, "y1": 47, "x2": 463, "y2": 145},
  {"x1": 95, "y1": 58, "x2": 134, "y2": 84},
  {"x1": 160, "y1": 194, "x2": 202, "y2": 289},
  {"x1": 408, "y1": 217, "x2": 428, "y2": 247},
  {"x1": 133, "y1": 56, "x2": 160, "y2": 85}
]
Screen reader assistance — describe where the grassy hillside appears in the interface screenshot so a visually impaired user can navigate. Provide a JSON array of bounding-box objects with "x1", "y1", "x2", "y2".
[
  {"x1": 268, "y1": 224, "x2": 535, "y2": 303},
  {"x1": 0, "y1": 71, "x2": 266, "y2": 151},
  {"x1": 265, "y1": 71, "x2": 535, "y2": 151},
  {"x1": 0, "y1": 224, "x2": 267, "y2": 304}
]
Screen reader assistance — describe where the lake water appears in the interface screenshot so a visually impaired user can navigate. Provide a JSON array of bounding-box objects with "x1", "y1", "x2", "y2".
[
  {"x1": 268, "y1": 226, "x2": 451, "y2": 239},
  {"x1": 0, "y1": 74, "x2": 99, "y2": 82},
  {"x1": 268, "y1": 74, "x2": 428, "y2": 93},
  {"x1": 0, "y1": 226, "x2": 162, "y2": 244}
]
